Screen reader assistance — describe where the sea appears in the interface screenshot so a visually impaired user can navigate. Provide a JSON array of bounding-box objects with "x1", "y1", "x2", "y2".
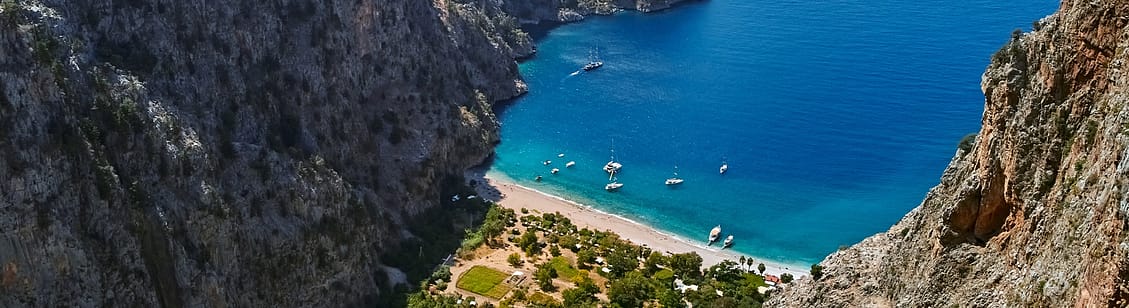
[{"x1": 488, "y1": 0, "x2": 1058, "y2": 268}]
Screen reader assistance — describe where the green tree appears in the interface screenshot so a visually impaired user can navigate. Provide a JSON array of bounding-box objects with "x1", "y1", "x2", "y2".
[
  {"x1": 429, "y1": 265, "x2": 451, "y2": 284},
  {"x1": 559, "y1": 235, "x2": 580, "y2": 252},
  {"x1": 605, "y1": 249, "x2": 639, "y2": 278},
  {"x1": 668, "y1": 252, "x2": 703, "y2": 279},
  {"x1": 576, "y1": 249, "x2": 596, "y2": 269},
  {"x1": 519, "y1": 231, "x2": 541, "y2": 257},
  {"x1": 811, "y1": 264, "x2": 824, "y2": 281},
  {"x1": 738, "y1": 256, "x2": 747, "y2": 271},
  {"x1": 507, "y1": 253, "x2": 523, "y2": 267},
  {"x1": 575, "y1": 275, "x2": 599, "y2": 294},
  {"x1": 480, "y1": 205, "x2": 508, "y2": 245},
  {"x1": 562, "y1": 288, "x2": 599, "y2": 307},
  {"x1": 607, "y1": 271, "x2": 654, "y2": 308},
  {"x1": 644, "y1": 252, "x2": 668, "y2": 276},
  {"x1": 550, "y1": 245, "x2": 562, "y2": 257},
  {"x1": 656, "y1": 287, "x2": 685, "y2": 308},
  {"x1": 535, "y1": 263, "x2": 558, "y2": 291},
  {"x1": 709, "y1": 297, "x2": 740, "y2": 308},
  {"x1": 758, "y1": 263, "x2": 766, "y2": 275},
  {"x1": 780, "y1": 273, "x2": 794, "y2": 283},
  {"x1": 707, "y1": 260, "x2": 744, "y2": 283},
  {"x1": 653, "y1": 269, "x2": 676, "y2": 288}
]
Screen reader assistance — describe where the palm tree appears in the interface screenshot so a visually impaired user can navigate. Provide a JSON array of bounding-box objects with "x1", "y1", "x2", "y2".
[
  {"x1": 746, "y1": 258, "x2": 755, "y2": 273},
  {"x1": 738, "y1": 256, "x2": 747, "y2": 271}
]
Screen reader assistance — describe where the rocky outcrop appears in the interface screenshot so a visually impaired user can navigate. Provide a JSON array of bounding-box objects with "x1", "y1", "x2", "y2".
[
  {"x1": 768, "y1": 1, "x2": 1129, "y2": 307},
  {"x1": 452, "y1": 0, "x2": 701, "y2": 58},
  {"x1": 0, "y1": 0, "x2": 701, "y2": 306},
  {"x1": 0, "y1": 0, "x2": 519, "y2": 306}
]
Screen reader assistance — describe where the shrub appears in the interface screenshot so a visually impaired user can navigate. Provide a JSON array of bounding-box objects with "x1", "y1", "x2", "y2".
[
  {"x1": 535, "y1": 265, "x2": 555, "y2": 292},
  {"x1": 507, "y1": 253, "x2": 523, "y2": 267},
  {"x1": 780, "y1": 273, "x2": 794, "y2": 283},
  {"x1": 958, "y1": 133, "x2": 977, "y2": 153},
  {"x1": 518, "y1": 231, "x2": 540, "y2": 257},
  {"x1": 810, "y1": 264, "x2": 824, "y2": 281}
]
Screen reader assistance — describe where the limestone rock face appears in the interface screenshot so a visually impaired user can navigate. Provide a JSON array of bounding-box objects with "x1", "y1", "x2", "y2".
[
  {"x1": 768, "y1": 1, "x2": 1129, "y2": 307},
  {"x1": 0, "y1": 0, "x2": 519, "y2": 306},
  {"x1": 0, "y1": 0, "x2": 702, "y2": 306}
]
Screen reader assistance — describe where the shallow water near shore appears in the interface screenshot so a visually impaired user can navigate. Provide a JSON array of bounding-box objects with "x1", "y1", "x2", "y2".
[{"x1": 490, "y1": 0, "x2": 1056, "y2": 266}]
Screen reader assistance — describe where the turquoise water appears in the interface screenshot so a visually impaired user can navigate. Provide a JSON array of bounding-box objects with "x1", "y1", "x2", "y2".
[{"x1": 490, "y1": 0, "x2": 1057, "y2": 266}]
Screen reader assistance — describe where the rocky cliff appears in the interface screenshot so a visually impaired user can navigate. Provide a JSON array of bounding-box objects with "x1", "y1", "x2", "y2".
[
  {"x1": 0, "y1": 0, "x2": 692, "y2": 306},
  {"x1": 768, "y1": 1, "x2": 1129, "y2": 307}
]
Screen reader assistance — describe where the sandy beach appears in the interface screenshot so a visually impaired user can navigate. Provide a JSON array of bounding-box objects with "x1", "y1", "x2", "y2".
[{"x1": 469, "y1": 173, "x2": 808, "y2": 278}]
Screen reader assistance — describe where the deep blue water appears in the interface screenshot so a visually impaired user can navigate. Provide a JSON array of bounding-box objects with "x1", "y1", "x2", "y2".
[{"x1": 489, "y1": 0, "x2": 1057, "y2": 266}]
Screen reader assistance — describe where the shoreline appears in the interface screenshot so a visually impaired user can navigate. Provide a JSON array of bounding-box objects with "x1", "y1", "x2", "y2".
[{"x1": 468, "y1": 171, "x2": 808, "y2": 278}]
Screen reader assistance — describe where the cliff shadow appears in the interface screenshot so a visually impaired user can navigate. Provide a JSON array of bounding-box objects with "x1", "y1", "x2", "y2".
[{"x1": 464, "y1": 156, "x2": 504, "y2": 203}]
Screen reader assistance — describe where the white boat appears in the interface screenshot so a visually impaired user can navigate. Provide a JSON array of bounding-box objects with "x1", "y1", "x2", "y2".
[
  {"x1": 708, "y1": 225, "x2": 722, "y2": 244},
  {"x1": 558, "y1": 153, "x2": 565, "y2": 158},
  {"x1": 550, "y1": 168, "x2": 560, "y2": 174},
  {"x1": 603, "y1": 141, "x2": 622, "y2": 176},
  {"x1": 566, "y1": 161, "x2": 576, "y2": 168},
  {"x1": 723, "y1": 235, "x2": 734, "y2": 248},
  {"x1": 583, "y1": 47, "x2": 604, "y2": 71},
  {"x1": 543, "y1": 160, "x2": 552, "y2": 166},
  {"x1": 605, "y1": 182, "x2": 623, "y2": 191},
  {"x1": 665, "y1": 166, "x2": 684, "y2": 185},
  {"x1": 603, "y1": 161, "x2": 623, "y2": 173},
  {"x1": 719, "y1": 163, "x2": 728, "y2": 174}
]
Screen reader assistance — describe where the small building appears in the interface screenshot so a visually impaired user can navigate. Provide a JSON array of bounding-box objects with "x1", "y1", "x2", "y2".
[{"x1": 765, "y1": 275, "x2": 781, "y2": 285}]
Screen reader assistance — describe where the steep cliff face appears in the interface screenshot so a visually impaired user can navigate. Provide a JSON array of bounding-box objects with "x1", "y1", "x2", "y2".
[
  {"x1": 0, "y1": 0, "x2": 696, "y2": 306},
  {"x1": 451, "y1": 0, "x2": 701, "y2": 58},
  {"x1": 769, "y1": 1, "x2": 1129, "y2": 307},
  {"x1": 0, "y1": 0, "x2": 519, "y2": 306}
]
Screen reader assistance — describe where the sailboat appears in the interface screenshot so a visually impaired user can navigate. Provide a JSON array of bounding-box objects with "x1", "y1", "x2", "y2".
[
  {"x1": 665, "y1": 166, "x2": 684, "y2": 185},
  {"x1": 708, "y1": 225, "x2": 722, "y2": 245},
  {"x1": 603, "y1": 144, "x2": 622, "y2": 174},
  {"x1": 583, "y1": 47, "x2": 604, "y2": 71}
]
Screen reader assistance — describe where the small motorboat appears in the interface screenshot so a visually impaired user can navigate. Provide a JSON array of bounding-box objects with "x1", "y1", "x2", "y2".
[
  {"x1": 665, "y1": 166, "x2": 684, "y2": 185},
  {"x1": 558, "y1": 153, "x2": 565, "y2": 158},
  {"x1": 535, "y1": 175, "x2": 543, "y2": 182},
  {"x1": 723, "y1": 235, "x2": 734, "y2": 248},
  {"x1": 543, "y1": 160, "x2": 552, "y2": 166},
  {"x1": 583, "y1": 47, "x2": 604, "y2": 71},
  {"x1": 708, "y1": 225, "x2": 722, "y2": 245},
  {"x1": 565, "y1": 161, "x2": 576, "y2": 168},
  {"x1": 605, "y1": 181, "x2": 623, "y2": 191},
  {"x1": 720, "y1": 163, "x2": 729, "y2": 174},
  {"x1": 550, "y1": 168, "x2": 560, "y2": 174}
]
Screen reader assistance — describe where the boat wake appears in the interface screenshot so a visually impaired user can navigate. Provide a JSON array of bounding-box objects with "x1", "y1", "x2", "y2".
[{"x1": 568, "y1": 70, "x2": 581, "y2": 77}]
